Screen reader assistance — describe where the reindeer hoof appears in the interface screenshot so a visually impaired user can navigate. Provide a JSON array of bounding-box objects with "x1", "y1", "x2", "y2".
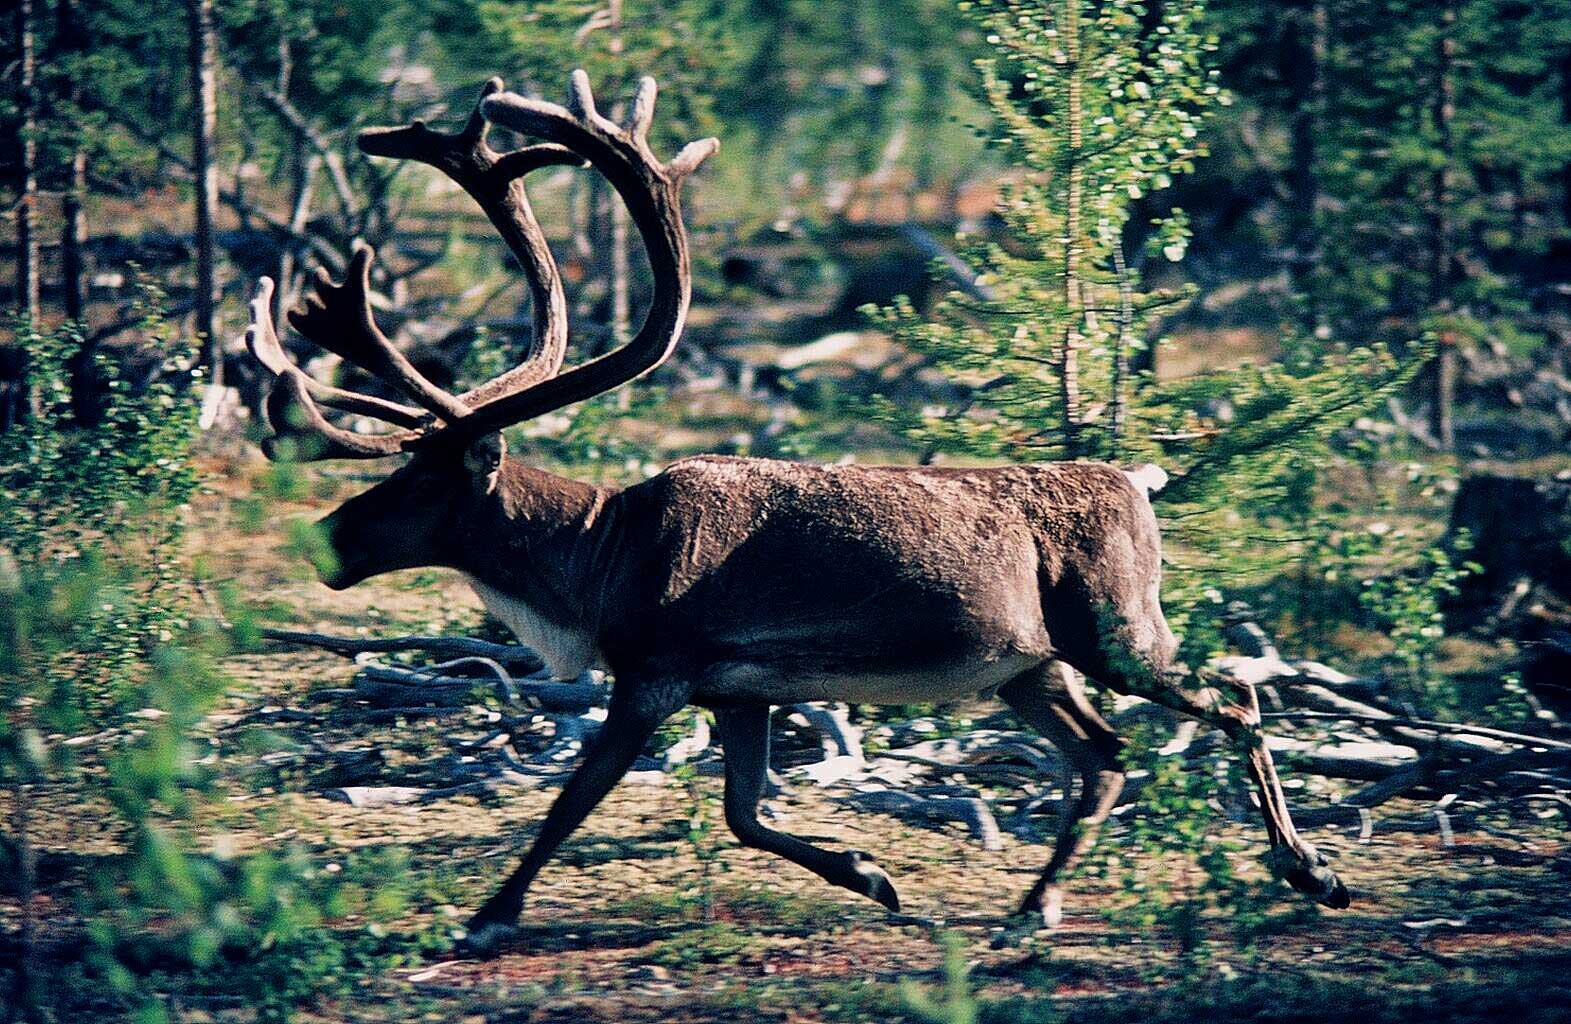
[
  {"x1": 989, "y1": 920, "x2": 1036, "y2": 949},
  {"x1": 457, "y1": 916, "x2": 520, "y2": 959},
  {"x1": 991, "y1": 890, "x2": 1062, "y2": 948},
  {"x1": 458, "y1": 898, "x2": 524, "y2": 954},
  {"x1": 1285, "y1": 862, "x2": 1351, "y2": 909},
  {"x1": 1012, "y1": 886, "x2": 1064, "y2": 928},
  {"x1": 844, "y1": 852, "x2": 901, "y2": 912},
  {"x1": 1319, "y1": 876, "x2": 1352, "y2": 909}
]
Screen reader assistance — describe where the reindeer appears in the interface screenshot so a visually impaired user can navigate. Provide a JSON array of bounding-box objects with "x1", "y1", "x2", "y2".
[{"x1": 243, "y1": 71, "x2": 1349, "y2": 953}]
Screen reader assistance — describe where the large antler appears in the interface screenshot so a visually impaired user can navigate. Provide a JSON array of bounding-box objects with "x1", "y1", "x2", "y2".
[
  {"x1": 358, "y1": 77, "x2": 582, "y2": 400},
  {"x1": 431, "y1": 70, "x2": 717, "y2": 446},
  {"x1": 243, "y1": 71, "x2": 715, "y2": 461}
]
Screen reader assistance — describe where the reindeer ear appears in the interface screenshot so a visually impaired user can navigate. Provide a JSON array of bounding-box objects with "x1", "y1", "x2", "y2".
[{"x1": 464, "y1": 434, "x2": 507, "y2": 493}]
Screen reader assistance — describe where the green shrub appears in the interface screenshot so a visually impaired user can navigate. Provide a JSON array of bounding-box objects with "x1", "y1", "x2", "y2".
[{"x1": 0, "y1": 314, "x2": 383, "y2": 1021}]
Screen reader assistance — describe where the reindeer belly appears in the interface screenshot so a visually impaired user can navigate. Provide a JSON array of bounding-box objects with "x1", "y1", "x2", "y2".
[
  {"x1": 466, "y1": 576, "x2": 603, "y2": 680},
  {"x1": 698, "y1": 651, "x2": 1041, "y2": 706}
]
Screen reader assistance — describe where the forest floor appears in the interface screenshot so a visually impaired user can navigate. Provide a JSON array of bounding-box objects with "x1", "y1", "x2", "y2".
[{"x1": 12, "y1": 453, "x2": 1571, "y2": 1023}]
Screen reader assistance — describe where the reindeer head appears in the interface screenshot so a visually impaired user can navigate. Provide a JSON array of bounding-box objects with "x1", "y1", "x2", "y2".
[{"x1": 243, "y1": 72, "x2": 715, "y2": 587}]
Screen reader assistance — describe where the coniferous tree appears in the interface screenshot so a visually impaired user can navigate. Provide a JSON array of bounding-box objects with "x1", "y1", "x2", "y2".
[
  {"x1": 876, "y1": 0, "x2": 1424, "y2": 597},
  {"x1": 877, "y1": 0, "x2": 1222, "y2": 458},
  {"x1": 1284, "y1": 0, "x2": 1570, "y2": 440}
]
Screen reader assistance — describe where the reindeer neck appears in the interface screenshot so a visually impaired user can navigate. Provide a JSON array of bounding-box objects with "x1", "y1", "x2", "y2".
[{"x1": 456, "y1": 459, "x2": 619, "y2": 635}]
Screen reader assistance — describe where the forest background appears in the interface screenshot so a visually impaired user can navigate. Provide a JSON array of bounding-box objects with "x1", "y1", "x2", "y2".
[{"x1": 3, "y1": 1, "x2": 1571, "y2": 1022}]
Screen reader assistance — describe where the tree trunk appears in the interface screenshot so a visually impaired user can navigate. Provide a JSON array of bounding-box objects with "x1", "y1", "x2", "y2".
[
  {"x1": 14, "y1": 0, "x2": 40, "y2": 321},
  {"x1": 58, "y1": 0, "x2": 87, "y2": 325},
  {"x1": 1429, "y1": 1, "x2": 1458, "y2": 451},
  {"x1": 188, "y1": 0, "x2": 222, "y2": 398},
  {"x1": 60, "y1": 162, "x2": 87, "y2": 326},
  {"x1": 1059, "y1": 0, "x2": 1084, "y2": 456},
  {"x1": 57, "y1": 0, "x2": 104, "y2": 424},
  {"x1": 1288, "y1": 0, "x2": 1329, "y2": 333},
  {"x1": 1560, "y1": 53, "x2": 1571, "y2": 254},
  {"x1": 1109, "y1": 240, "x2": 1133, "y2": 453},
  {"x1": 273, "y1": 33, "x2": 300, "y2": 318},
  {"x1": 608, "y1": 0, "x2": 631, "y2": 358},
  {"x1": 610, "y1": 185, "x2": 631, "y2": 349}
]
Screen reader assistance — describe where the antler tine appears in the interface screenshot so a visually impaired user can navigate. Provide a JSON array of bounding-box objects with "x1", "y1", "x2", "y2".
[
  {"x1": 287, "y1": 243, "x2": 473, "y2": 422},
  {"x1": 619, "y1": 73, "x2": 719, "y2": 184},
  {"x1": 566, "y1": 68, "x2": 622, "y2": 137},
  {"x1": 669, "y1": 136, "x2": 721, "y2": 182},
  {"x1": 244, "y1": 278, "x2": 418, "y2": 460},
  {"x1": 628, "y1": 76, "x2": 658, "y2": 146},
  {"x1": 359, "y1": 78, "x2": 584, "y2": 403}
]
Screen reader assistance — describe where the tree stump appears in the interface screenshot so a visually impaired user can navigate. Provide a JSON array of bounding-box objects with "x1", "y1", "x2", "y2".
[{"x1": 1445, "y1": 473, "x2": 1571, "y2": 632}]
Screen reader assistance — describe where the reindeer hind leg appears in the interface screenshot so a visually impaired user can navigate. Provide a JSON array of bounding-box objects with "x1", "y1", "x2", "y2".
[
  {"x1": 1137, "y1": 672, "x2": 1350, "y2": 908},
  {"x1": 1072, "y1": 594, "x2": 1351, "y2": 910},
  {"x1": 998, "y1": 660, "x2": 1125, "y2": 927}
]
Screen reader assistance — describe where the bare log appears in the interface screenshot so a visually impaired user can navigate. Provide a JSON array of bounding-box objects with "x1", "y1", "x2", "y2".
[
  {"x1": 1292, "y1": 660, "x2": 1388, "y2": 699},
  {"x1": 880, "y1": 731, "x2": 1058, "y2": 775},
  {"x1": 1273, "y1": 739, "x2": 1418, "y2": 781},
  {"x1": 327, "y1": 773, "x2": 550, "y2": 807},
  {"x1": 842, "y1": 787, "x2": 1004, "y2": 851},
  {"x1": 260, "y1": 627, "x2": 545, "y2": 673},
  {"x1": 788, "y1": 703, "x2": 865, "y2": 762},
  {"x1": 1292, "y1": 764, "x2": 1443, "y2": 829},
  {"x1": 1266, "y1": 707, "x2": 1571, "y2": 752},
  {"x1": 1437, "y1": 747, "x2": 1571, "y2": 789},
  {"x1": 351, "y1": 665, "x2": 604, "y2": 713}
]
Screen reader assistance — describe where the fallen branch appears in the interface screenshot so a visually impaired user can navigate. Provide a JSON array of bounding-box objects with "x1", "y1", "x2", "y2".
[
  {"x1": 880, "y1": 731, "x2": 1057, "y2": 775},
  {"x1": 351, "y1": 664, "x2": 605, "y2": 713},
  {"x1": 356, "y1": 655, "x2": 520, "y2": 702},
  {"x1": 260, "y1": 628, "x2": 545, "y2": 673},
  {"x1": 842, "y1": 787, "x2": 1004, "y2": 851},
  {"x1": 1292, "y1": 763, "x2": 1443, "y2": 829},
  {"x1": 1265, "y1": 709, "x2": 1571, "y2": 752},
  {"x1": 252, "y1": 82, "x2": 358, "y2": 218},
  {"x1": 1276, "y1": 745, "x2": 1416, "y2": 782},
  {"x1": 1437, "y1": 747, "x2": 1571, "y2": 790},
  {"x1": 788, "y1": 703, "x2": 865, "y2": 762},
  {"x1": 326, "y1": 773, "x2": 549, "y2": 807}
]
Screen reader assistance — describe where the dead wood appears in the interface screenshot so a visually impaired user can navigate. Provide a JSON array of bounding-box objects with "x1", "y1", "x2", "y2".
[
  {"x1": 841, "y1": 787, "x2": 1004, "y2": 851},
  {"x1": 1266, "y1": 705, "x2": 1571, "y2": 752},
  {"x1": 241, "y1": 611, "x2": 1571, "y2": 851},
  {"x1": 260, "y1": 627, "x2": 545, "y2": 673},
  {"x1": 350, "y1": 667, "x2": 604, "y2": 713},
  {"x1": 787, "y1": 703, "x2": 866, "y2": 762}
]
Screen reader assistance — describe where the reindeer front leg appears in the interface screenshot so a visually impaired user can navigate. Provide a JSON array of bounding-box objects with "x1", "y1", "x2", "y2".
[
  {"x1": 463, "y1": 677, "x2": 692, "y2": 955},
  {"x1": 714, "y1": 705, "x2": 901, "y2": 912}
]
